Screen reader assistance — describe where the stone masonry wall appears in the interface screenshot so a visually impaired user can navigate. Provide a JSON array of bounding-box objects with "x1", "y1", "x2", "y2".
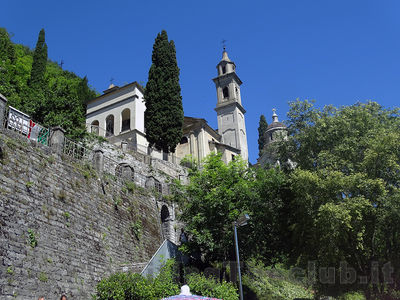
[{"x1": 0, "y1": 128, "x2": 186, "y2": 300}]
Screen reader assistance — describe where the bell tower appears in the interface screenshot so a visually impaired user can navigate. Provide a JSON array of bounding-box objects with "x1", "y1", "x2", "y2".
[{"x1": 213, "y1": 49, "x2": 248, "y2": 162}]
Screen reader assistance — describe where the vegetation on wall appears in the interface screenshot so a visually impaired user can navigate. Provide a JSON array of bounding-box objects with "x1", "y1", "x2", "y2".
[
  {"x1": 144, "y1": 30, "x2": 183, "y2": 153},
  {"x1": 0, "y1": 27, "x2": 97, "y2": 139}
]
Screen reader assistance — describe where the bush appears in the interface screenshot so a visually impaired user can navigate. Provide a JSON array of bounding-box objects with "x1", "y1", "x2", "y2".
[
  {"x1": 186, "y1": 272, "x2": 238, "y2": 300},
  {"x1": 339, "y1": 292, "x2": 366, "y2": 300},
  {"x1": 94, "y1": 260, "x2": 179, "y2": 300},
  {"x1": 94, "y1": 259, "x2": 239, "y2": 300},
  {"x1": 242, "y1": 259, "x2": 313, "y2": 300}
]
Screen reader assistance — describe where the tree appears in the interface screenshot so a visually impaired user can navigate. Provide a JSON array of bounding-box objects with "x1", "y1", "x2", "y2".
[
  {"x1": 173, "y1": 153, "x2": 286, "y2": 265},
  {"x1": 257, "y1": 114, "x2": 268, "y2": 157},
  {"x1": 28, "y1": 28, "x2": 47, "y2": 89},
  {"x1": 144, "y1": 30, "x2": 183, "y2": 153},
  {"x1": 0, "y1": 27, "x2": 97, "y2": 138},
  {"x1": 278, "y1": 100, "x2": 400, "y2": 298},
  {"x1": 0, "y1": 28, "x2": 17, "y2": 99}
]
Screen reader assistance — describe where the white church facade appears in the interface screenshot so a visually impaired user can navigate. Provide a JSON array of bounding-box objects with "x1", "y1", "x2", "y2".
[{"x1": 85, "y1": 50, "x2": 249, "y2": 165}]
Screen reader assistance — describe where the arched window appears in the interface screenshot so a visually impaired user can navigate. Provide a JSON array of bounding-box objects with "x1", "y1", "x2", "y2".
[
  {"x1": 106, "y1": 115, "x2": 114, "y2": 137},
  {"x1": 222, "y1": 66, "x2": 226, "y2": 74},
  {"x1": 180, "y1": 136, "x2": 188, "y2": 144},
  {"x1": 223, "y1": 87, "x2": 229, "y2": 99},
  {"x1": 121, "y1": 108, "x2": 130, "y2": 132},
  {"x1": 161, "y1": 205, "x2": 170, "y2": 223},
  {"x1": 91, "y1": 120, "x2": 99, "y2": 135}
]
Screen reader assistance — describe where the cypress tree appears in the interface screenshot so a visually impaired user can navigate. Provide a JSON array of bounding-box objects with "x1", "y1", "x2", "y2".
[
  {"x1": 29, "y1": 28, "x2": 47, "y2": 88},
  {"x1": 258, "y1": 114, "x2": 268, "y2": 157},
  {"x1": 144, "y1": 30, "x2": 183, "y2": 153}
]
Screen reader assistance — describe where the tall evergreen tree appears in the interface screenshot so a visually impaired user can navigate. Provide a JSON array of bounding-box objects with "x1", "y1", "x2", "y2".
[
  {"x1": 144, "y1": 30, "x2": 183, "y2": 153},
  {"x1": 257, "y1": 114, "x2": 268, "y2": 157},
  {"x1": 28, "y1": 28, "x2": 47, "y2": 88}
]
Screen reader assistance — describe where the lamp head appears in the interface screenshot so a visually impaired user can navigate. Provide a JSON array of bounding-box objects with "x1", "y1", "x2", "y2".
[{"x1": 235, "y1": 213, "x2": 250, "y2": 227}]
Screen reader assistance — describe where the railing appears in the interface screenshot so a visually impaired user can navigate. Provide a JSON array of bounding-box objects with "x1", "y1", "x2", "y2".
[
  {"x1": 63, "y1": 137, "x2": 91, "y2": 160},
  {"x1": 6, "y1": 105, "x2": 50, "y2": 146}
]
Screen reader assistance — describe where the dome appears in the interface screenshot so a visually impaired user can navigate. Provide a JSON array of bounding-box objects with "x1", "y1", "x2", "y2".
[{"x1": 267, "y1": 121, "x2": 286, "y2": 130}]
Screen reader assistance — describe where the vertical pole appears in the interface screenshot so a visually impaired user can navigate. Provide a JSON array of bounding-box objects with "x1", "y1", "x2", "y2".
[{"x1": 234, "y1": 223, "x2": 244, "y2": 300}]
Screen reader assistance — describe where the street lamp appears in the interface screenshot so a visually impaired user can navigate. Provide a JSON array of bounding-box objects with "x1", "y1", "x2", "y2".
[{"x1": 233, "y1": 213, "x2": 250, "y2": 300}]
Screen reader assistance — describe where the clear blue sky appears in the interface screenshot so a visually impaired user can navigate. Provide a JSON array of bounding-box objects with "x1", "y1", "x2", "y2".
[{"x1": 3, "y1": 0, "x2": 400, "y2": 163}]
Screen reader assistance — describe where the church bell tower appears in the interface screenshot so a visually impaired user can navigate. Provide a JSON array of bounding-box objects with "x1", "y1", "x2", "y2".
[{"x1": 213, "y1": 49, "x2": 249, "y2": 162}]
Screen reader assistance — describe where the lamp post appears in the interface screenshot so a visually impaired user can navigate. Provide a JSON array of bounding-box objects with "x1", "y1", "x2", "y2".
[{"x1": 233, "y1": 213, "x2": 250, "y2": 300}]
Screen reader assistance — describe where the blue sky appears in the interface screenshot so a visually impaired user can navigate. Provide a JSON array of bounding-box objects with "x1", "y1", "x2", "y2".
[{"x1": 3, "y1": 0, "x2": 400, "y2": 163}]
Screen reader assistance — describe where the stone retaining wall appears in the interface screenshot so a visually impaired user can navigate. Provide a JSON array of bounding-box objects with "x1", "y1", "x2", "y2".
[{"x1": 0, "y1": 128, "x2": 185, "y2": 299}]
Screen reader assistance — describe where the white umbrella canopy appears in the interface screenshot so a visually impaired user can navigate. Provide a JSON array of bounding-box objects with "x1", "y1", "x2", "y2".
[{"x1": 161, "y1": 285, "x2": 222, "y2": 300}]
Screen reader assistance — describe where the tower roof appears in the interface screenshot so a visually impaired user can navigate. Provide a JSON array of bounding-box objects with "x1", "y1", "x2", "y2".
[{"x1": 221, "y1": 49, "x2": 231, "y2": 62}]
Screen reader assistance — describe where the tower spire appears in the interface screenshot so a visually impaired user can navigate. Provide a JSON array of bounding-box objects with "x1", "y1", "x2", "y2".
[{"x1": 212, "y1": 50, "x2": 248, "y2": 162}]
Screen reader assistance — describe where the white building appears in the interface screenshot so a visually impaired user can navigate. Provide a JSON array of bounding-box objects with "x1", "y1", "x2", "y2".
[
  {"x1": 85, "y1": 50, "x2": 249, "y2": 165},
  {"x1": 86, "y1": 81, "x2": 149, "y2": 152}
]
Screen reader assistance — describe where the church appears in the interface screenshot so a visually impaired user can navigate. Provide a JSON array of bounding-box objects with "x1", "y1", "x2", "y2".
[{"x1": 85, "y1": 49, "x2": 249, "y2": 165}]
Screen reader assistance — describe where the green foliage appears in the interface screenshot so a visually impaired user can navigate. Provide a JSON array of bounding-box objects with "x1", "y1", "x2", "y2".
[
  {"x1": 28, "y1": 28, "x2": 47, "y2": 89},
  {"x1": 258, "y1": 114, "x2": 268, "y2": 157},
  {"x1": 94, "y1": 259, "x2": 179, "y2": 300},
  {"x1": 7, "y1": 266, "x2": 14, "y2": 275},
  {"x1": 242, "y1": 260, "x2": 313, "y2": 300},
  {"x1": 338, "y1": 292, "x2": 366, "y2": 300},
  {"x1": 0, "y1": 27, "x2": 97, "y2": 139},
  {"x1": 94, "y1": 259, "x2": 237, "y2": 300},
  {"x1": 25, "y1": 181, "x2": 34, "y2": 188},
  {"x1": 27, "y1": 228, "x2": 38, "y2": 248},
  {"x1": 172, "y1": 152, "x2": 286, "y2": 264},
  {"x1": 278, "y1": 100, "x2": 400, "y2": 297},
  {"x1": 38, "y1": 271, "x2": 48, "y2": 282},
  {"x1": 125, "y1": 181, "x2": 136, "y2": 193},
  {"x1": 186, "y1": 273, "x2": 238, "y2": 300},
  {"x1": 130, "y1": 220, "x2": 142, "y2": 240},
  {"x1": 144, "y1": 30, "x2": 183, "y2": 153}
]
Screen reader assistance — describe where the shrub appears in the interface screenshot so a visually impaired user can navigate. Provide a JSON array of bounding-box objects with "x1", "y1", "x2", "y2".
[
  {"x1": 186, "y1": 272, "x2": 238, "y2": 300},
  {"x1": 94, "y1": 259, "x2": 238, "y2": 300},
  {"x1": 242, "y1": 259, "x2": 313, "y2": 300},
  {"x1": 339, "y1": 292, "x2": 366, "y2": 300},
  {"x1": 94, "y1": 259, "x2": 179, "y2": 300}
]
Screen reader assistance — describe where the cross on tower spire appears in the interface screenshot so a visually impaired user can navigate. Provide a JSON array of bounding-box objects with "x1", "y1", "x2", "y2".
[{"x1": 221, "y1": 39, "x2": 227, "y2": 51}]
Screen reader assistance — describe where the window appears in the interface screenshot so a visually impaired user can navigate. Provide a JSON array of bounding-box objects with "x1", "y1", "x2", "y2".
[
  {"x1": 106, "y1": 115, "x2": 114, "y2": 137},
  {"x1": 232, "y1": 154, "x2": 235, "y2": 161},
  {"x1": 121, "y1": 108, "x2": 131, "y2": 132},
  {"x1": 222, "y1": 66, "x2": 226, "y2": 74},
  {"x1": 91, "y1": 120, "x2": 99, "y2": 135},
  {"x1": 223, "y1": 87, "x2": 229, "y2": 99},
  {"x1": 180, "y1": 136, "x2": 188, "y2": 144},
  {"x1": 155, "y1": 179, "x2": 162, "y2": 194}
]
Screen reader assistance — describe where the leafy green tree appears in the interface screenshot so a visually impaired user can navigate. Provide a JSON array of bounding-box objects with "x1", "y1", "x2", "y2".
[
  {"x1": 0, "y1": 28, "x2": 17, "y2": 99},
  {"x1": 144, "y1": 30, "x2": 183, "y2": 153},
  {"x1": 278, "y1": 100, "x2": 400, "y2": 298},
  {"x1": 173, "y1": 153, "x2": 286, "y2": 265},
  {"x1": 257, "y1": 114, "x2": 268, "y2": 157},
  {"x1": 0, "y1": 27, "x2": 97, "y2": 138}
]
